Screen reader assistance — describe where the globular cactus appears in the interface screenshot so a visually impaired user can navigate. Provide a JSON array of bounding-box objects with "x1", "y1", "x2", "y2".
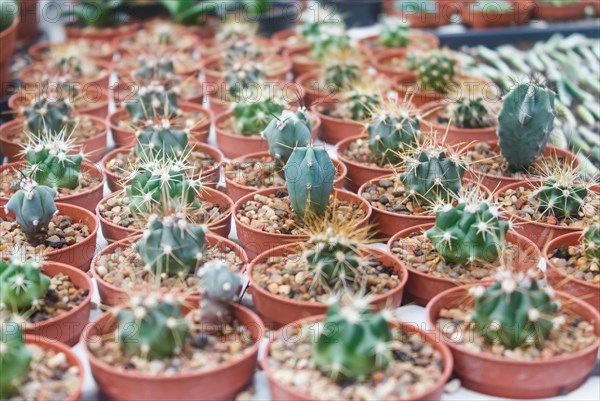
[
  {"x1": 453, "y1": 97, "x2": 491, "y2": 129},
  {"x1": 379, "y1": 18, "x2": 409, "y2": 48},
  {"x1": 535, "y1": 179, "x2": 588, "y2": 219},
  {"x1": 313, "y1": 301, "x2": 392, "y2": 382},
  {"x1": 339, "y1": 91, "x2": 380, "y2": 122},
  {"x1": 223, "y1": 39, "x2": 264, "y2": 63},
  {"x1": 134, "y1": 119, "x2": 189, "y2": 158},
  {"x1": 285, "y1": 146, "x2": 335, "y2": 218},
  {"x1": 135, "y1": 213, "x2": 206, "y2": 277},
  {"x1": 582, "y1": 218, "x2": 600, "y2": 262},
  {"x1": 233, "y1": 97, "x2": 285, "y2": 135},
  {"x1": 5, "y1": 180, "x2": 58, "y2": 246},
  {"x1": 117, "y1": 294, "x2": 188, "y2": 359},
  {"x1": 0, "y1": 257, "x2": 50, "y2": 313},
  {"x1": 23, "y1": 97, "x2": 72, "y2": 135},
  {"x1": 308, "y1": 29, "x2": 351, "y2": 61},
  {"x1": 323, "y1": 59, "x2": 361, "y2": 92},
  {"x1": 497, "y1": 83, "x2": 556, "y2": 172},
  {"x1": 261, "y1": 109, "x2": 312, "y2": 167},
  {"x1": 0, "y1": 322, "x2": 32, "y2": 399},
  {"x1": 132, "y1": 56, "x2": 176, "y2": 84},
  {"x1": 411, "y1": 50, "x2": 457, "y2": 94},
  {"x1": 197, "y1": 260, "x2": 242, "y2": 327},
  {"x1": 224, "y1": 61, "x2": 266, "y2": 100},
  {"x1": 299, "y1": 4, "x2": 343, "y2": 42},
  {"x1": 125, "y1": 83, "x2": 180, "y2": 123},
  {"x1": 470, "y1": 270, "x2": 559, "y2": 349}
]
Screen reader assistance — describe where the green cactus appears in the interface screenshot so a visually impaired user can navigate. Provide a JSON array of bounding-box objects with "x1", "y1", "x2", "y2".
[
  {"x1": 323, "y1": 61, "x2": 360, "y2": 92},
  {"x1": 224, "y1": 62, "x2": 266, "y2": 100},
  {"x1": 0, "y1": 322, "x2": 32, "y2": 399},
  {"x1": 582, "y1": 218, "x2": 600, "y2": 262},
  {"x1": 262, "y1": 109, "x2": 312, "y2": 167},
  {"x1": 412, "y1": 50, "x2": 457, "y2": 94},
  {"x1": 285, "y1": 146, "x2": 335, "y2": 219},
  {"x1": 367, "y1": 108, "x2": 421, "y2": 165},
  {"x1": 313, "y1": 301, "x2": 392, "y2": 382},
  {"x1": 5, "y1": 180, "x2": 58, "y2": 246},
  {"x1": 453, "y1": 97, "x2": 491, "y2": 129},
  {"x1": 135, "y1": 213, "x2": 206, "y2": 277},
  {"x1": 0, "y1": 257, "x2": 50, "y2": 313},
  {"x1": 535, "y1": 179, "x2": 588, "y2": 219},
  {"x1": 379, "y1": 19, "x2": 409, "y2": 48},
  {"x1": 23, "y1": 97, "x2": 73, "y2": 135},
  {"x1": 497, "y1": 83, "x2": 556, "y2": 172},
  {"x1": 134, "y1": 120, "x2": 189, "y2": 159},
  {"x1": 117, "y1": 295, "x2": 188, "y2": 359},
  {"x1": 232, "y1": 98, "x2": 285, "y2": 135},
  {"x1": 471, "y1": 270, "x2": 559, "y2": 349},
  {"x1": 309, "y1": 30, "x2": 351, "y2": 61},
  {"x1": 223, "y1": 39, "x2": 264, "y2": 63},
  {"x1": 198, "y1": 260, "x2": 241, "y2": 327},
  {"x1": 125, "y1": 84, "x2": 180, "y2": 123},
  {"x1": 339, "y1": 91, "x2": 380, "y2": 122},
  {"x1": 0, "y1": 0, "x2": 18, "y2": 31},
  {"x1": 299, "y1": 5, "x2": 343, "y2": 43},
  {"x1": 132, "y1": 57, "x2": 176, "y2": 84}
]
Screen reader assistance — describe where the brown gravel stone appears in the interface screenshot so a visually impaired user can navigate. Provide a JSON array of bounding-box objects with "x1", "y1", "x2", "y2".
[
  {"x1": 341, "y1": 138, "x2": 393, "y2": 169},
  {"x1": 548, "y1": 243, "x2": 600, "y2": 284},
  {"x1": 0, "y1": 168, "x2": 102, "y2": 198},
  {"x1": 9, "y1": 116, "x2": 104, "y2": 143}
]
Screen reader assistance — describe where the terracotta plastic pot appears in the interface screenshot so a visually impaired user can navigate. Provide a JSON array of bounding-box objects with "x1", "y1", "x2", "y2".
[
  {"x1": 286, "y1": 47, "x2": 320, "y2": 78},
  {"x1": 405, "y1": 9, "x2": 453, "y2": 28},
  {"x1": 296, "y1": 70, "x2": 342, "y2": 107},
  {"x1": 234, "y1": 187, "x2": 372, "y2": 260},
  {"x1": 17, "y1": 0, "x2": 38, "y2": 42},
  {"x1": 426, "y1": 286, "x2": 600, "y2": 398},
  {"x1": 248, "y1": 243, "x2": 408, "y2": 327},
  {"x1": 371, "y1": 48, "x2": 417, "y2": 80},
  {"x1": 27, "y1": 40, "x2": 115, "y2": 64},
  {"x1": 335, "y1": 135, "x2": 393, "y2": 192},
  {"x1": 310, "y1": 103, "x2": 365, "y2": 144},
  {"x1": 19, "y1": 60, "x2": 112, "y2": 91},
  {"x1": 22, "y1": 262, "x2": 92, "y2": 346},
  {"x1": 394, "y1": 74, "x2": 448, "y2": 107},
  {"x1": 224, "y1": 151, "x2": 348, "y2": 203},
  {"x1": 460, "y1": 4, "x2": 524, "y2": 28},
  {"x1": 358, "y1": 31, "x2": 440, "y2": 56},
  {"x1": 0, "y1": 16, "x2": 18, "y2": 98},
  {"x1": 544, "y1": 232, "x2": 600, "y2": 313},
  {"x1": 108, "y1": 102, "x2": 213, "y2": 148},
  {"x1": 9, "y1": 88, "x2": 110, "y2": 119},
  {"x1": 1, "y1": 202, "x2": 99, "y2": 272},
  {"x1": 261, "y1": 315, "x2": 453, "y2": 401},
  {"x1": 202, "y1": 54, "x2": 292, "y2": 85},
  {"x1": 388, "y1": 223, "x2": 542, "y2": 306},
  {"x1": 25, "y1": 334, "x2": 84, "y2": 401},
  {"x1": 0, "y1": 161, "x2": 106, "y2": 212},
  {"x1": 84, "y1": 304, "x2": 264, "y2": 401},
  {"x1": 97, "y1": 187, "x2": 233, "y2": 243},
  {"x1": 272, "y1": 28, "x2": 310, "y2": 54},
  {"x1": 101, "y1": 142, "x2": 223, "y2": 192},
  {"x1": 534, "y1": 1, "x2": 588, "y2": 20},
  {"x1": 65, "y1": 22, "x2": 141, "y2": 41},
  {"x1": 465, "y1": 141, "x2": 579, "y2": 192}
]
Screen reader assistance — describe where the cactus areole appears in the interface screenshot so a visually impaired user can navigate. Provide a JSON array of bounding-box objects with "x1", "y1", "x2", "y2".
[{"x1": 262, "y1": 109, "x2": 312, "y2": 167}]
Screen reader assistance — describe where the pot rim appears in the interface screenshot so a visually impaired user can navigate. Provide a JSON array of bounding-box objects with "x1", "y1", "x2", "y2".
[
  {"x1": 335, "y1": 134, "x2": 393, "y2": 175},
  {"x1": 419, "y1": 100, "x2": 498, "y2": 136},
  {"x1": 18, "y1": 59, "x2": 112, "y2": 87},
  {"x1": 202, "y1": 53, "x2": 292, "y2": 78},
  {"x1": 310, "y1": 103, "x2": 366, "y2": 127}
]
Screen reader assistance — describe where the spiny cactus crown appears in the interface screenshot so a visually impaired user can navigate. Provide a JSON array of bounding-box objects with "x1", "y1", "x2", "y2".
[
  {"x1": 452, "y1": 97, "x2": 491, "y2": 129},
  {"x1": 411, "y1": 50, "x2": 457, "y2": 94},
  {"x1": 117, "y1": 294, "x2": 188, "y2": 359},
  {"x1": 125, "y1": 82, "x2": 180, "y2": 123},
  {"x1": 498, "y1": 82, "x2": 556, "y2": 172},
  {"x1": 471, "y1": 269, "x2": 559, "y2": 349},
  {"x1": 339, "y1": 89, "x2": 380, "y2": 122},
  {"x1": 223, "y1": 38, "x2": 264, "y2": 63},
  {"x1": 0, "y1": 322, "x2": 32, "y2": 399},
  {"x1": 261, "y1": 108, "x2": 312, "y2": 167},
  {"x1": 215, "y1": 18, "x2": 258, "y2": 42},
  {"x1": 233, "y1": 96, "x2": 285, "y2": 135},
  {"x1": 323, "y1": 59, "x2": 361, "y2": 92},
  {"x1": 533, "y1": 162, "x2": 589, "y2": 220},
  {"x1": 308, "y1": 26, "x2": 352, "y2": 61},
  {"x1": 582, "y1": 218, "x2": 600, "y2": 262},
  {"x1": 224, "y1": 60, "x2": 266, "y2": 99},
  {"x1": 5, "y1": 179, "x2": 58, "y2": 246},
  {"x1": 379, "y1": 18, "x2": 410, "y2": 48},
  {"x1": 313, "y1": 300, "x2": 392, "y2": 382},
  {"x1": 299, "y1": 4, "x2": 343, "y2": 42},
  {"x1": 134, "y1": 118, "x2": 190, "y2": 159},
  {"x1": 23, "y1": 96, "x2": 73, "y2": 135},
  {"x1": 132, "y1": 56, "x2": 177, "y2": 84},
  {"x1": 197, "y1": 260, "x2": 241, "y2": 327},
  {"x1": 0, "y1": 257, "x2": 50, "y2": 313}
]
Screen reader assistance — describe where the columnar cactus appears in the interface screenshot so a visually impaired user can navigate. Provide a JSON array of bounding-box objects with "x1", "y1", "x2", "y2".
[
  {"x1": 224, "y1": 61, "x2": 266, "y2": 100},
  {"x1": 536, "y1": 179, "x2": 588, "y2": 219},
  {"x1": 134, "y1": 119, "x2": 189, "y2": 158},
  {"x1": 0, "y1": 322, "x2": 32, "y2": 399},
  {"x1": 411, "y1": 50, "x2": 457, "y2": 94},
  {"x1": 323, "y1": 60, "x2": 361, "y2": 92},
  {"x1": 582, "y1": 218, "x2": 600, "y2": 262},
  {"x1": 5, "y1": 180, "x2": 58, "y2": 246},
  {"x1": 497, "y1": 83, "x2": 556, "y2": 172},
  {"x1": 379, "y1": 18, "x2": 409, "y2": 48},
  {"x1": 125, "y1": 83, "x2": 180, "y2": 123},
  {"x1": 453, "y1": 97, "x2": 491, "y2": 129},
  {"x1": 134, "y1": 213, "x2": 206, "y2": 277},
  {"x1": 23, "y1": 97, "x2": 72, "y2": 135},
  {"x1": 233, "y1": 97, "x2": 285, "y2": 135},
  {"x1": 284, "y1": 146, "x2": 335, "y2": 218},
  {"x1": 117, "y1": 294, "x2": 188, "y2": 359},
  {"x1": 313, "y1": 301, "x2": 392, "y2": 381},
  {"x1": 197, "y1": 260, "x2": 242, "y2": 327},
  {"x1": 262, "y1": 109, "x2": 312, "y2": 167},
  {"x1": 471, "y1": 270, "x2": 559, "y2": 349},
  {"x1": 0, "y1": 257, "x2": 50, "y2": 313}
]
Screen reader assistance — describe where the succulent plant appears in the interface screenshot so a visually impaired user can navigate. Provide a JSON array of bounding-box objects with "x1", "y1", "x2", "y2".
[
  {"x1": 471, "y1": 270, "x2": 559, "y2": 349},
  {"x1": 62, "y1": 0, "x2": 129, "y2": 28},
  {"x1": 0, "y1": 322, "x2": 32, "y2": 399},
  {"x1": 23, "y1": 97, "x2": 72, "y2": 135},
  {"x1": 339, "y1": 89, "x2": 380, "y2": 122},
  {"x1": 533, "y1": 161, "x2": 589, "y2": 220},
  {"x1": 223, "y1": 38, "x2": 264, "y2": 63},
  {"x1": 135, "y1": 213, "x2": 206, "y2": 277},
  {"x1": 309, "y1": 29, "x2": 352, "y2": 61},
  {"x1": 197, "y1": 260, "x2": 241, "y2": 327},
  {"x1": 497, "y1": 82, "x2": 556, "y2": 172},
  {"x1": 0, "y1": 0, "x2": 18, "y2": 31},
  {"x1": 379, "y1": 18, "x2": 410, "y2": 48},
  {"x1": 411, "y1": 50, "x2": 457, "y2": 94},
  {"x1": 0, "y1": 257, "x2": 50, "y2": 313},
  {"x1": 233, "y1": 97, "x2": 285, "y2": 135},
  {"x1": 285, "y1": 146, "x2": 335, "y2": 218},
  {"x1": 262, "y1": 109, "x2": 312, "y2": 168},
  {"x1": 132, "y1": 56, "x2": 176, "y2": 84},
  {"x1": 5, "y1": 180, "x2": 58, "y2": 246},
  {"x1": 117, "y1": 294, "x2": 188, "y2": 359},
  {"x1": 453, "y1": 97, "x2": 491, "y2": 129},
  {"x1": 160, "y1": 0, "x2": 219, "y2": 26},
  {"x1": 582, "y1": 218, "x2": 600, "y2": 262},
  {"x1": 313, "y1": 301, "x2": 392, "y2": 382},
  {"x1": 125, "y1": 83, "x2": 180, "y2": 123},
  {"x1": 224, "y1": 61, "x2": 266, "y2": 100},
  {"x1": 134, "y1": 119, "x2": 189, "y2": 159},
  {"x1": 299, "y1": 4, "x2": 343, "y2": 42},
  {"x1": 215, "y1": 18, "x2": 258, "y2": 42},
  {"x1": 323, "y1": 59, "x2": 361, "y2": 92}
]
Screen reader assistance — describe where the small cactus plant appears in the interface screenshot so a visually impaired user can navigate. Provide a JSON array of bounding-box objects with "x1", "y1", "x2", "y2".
[
  {"x1": 232, "y1": 97, "x2": 285, "y2": 135},
  {"x1": 313, "y1": 301, "x2": 392, "y2": 382},
  {"x1": 497, "y1": 82, "x2": 556, "y2": 172},
  {"x1": 117, "y1": 294, "x2": 188, "y2": 359},
  {"x1": 23, "y1": 97, "x2": 72, "y2": 135},
  {"x1": 5, "y1": 179, "x2": 58, "y2": 246},
  {"x1": 338, "y1": 88, "x2": 380, "y2": 122},
  {"x1": 125, "y1": 83, "x2": 180, "y2": 123},
  {"x1": 224, "y1": 61, "x2": 266, "y2": 100},
  {"x1": 284, "y1": 146, "x2": 335, "y2": 218},
  {"x1": 379, "y1": 18, "x2": 410, "y2": 48},
  {"x1": 134, "y1": 119, "x2": 189, "y2": 158},
  {"x1": 411, "y1": 50, "x2": 457, "y2": 94},
  {"x1": 453, "y1": 97, "x2": 492, "y2": 129},
  {"x1": 471, "y1": 270, "x2": 559, "y2": 349},
  {"x1": 309, "y1": 28, "x2": 351, "y2": 61},
  {"x1": 261, "y1": 109, "x2": 312, "y2": 168},
  {"x1": 323, "y1": 58, "x2": 361, "y2": 92},
  {"x1": 533, "y1": 161, "x2": 589, "y2": 220},
  {"x1": 0, "y1": 257, "x2": 50, "y2": 313},
  {"x1": 197, "y1": 260, "x2": 242, "y2": 327},
  {"x1": 0, "y1": 322, "x2": 32, "y2": 399},
  {"x1": 299, "y1": 4, "x2": 343, "y2": 43},
  {"x1": 582, "y1": 218, "x2": 600, "y2": 262},
  {"x1": 132, "y1": 56, "x2": 176, "y2": 84}
]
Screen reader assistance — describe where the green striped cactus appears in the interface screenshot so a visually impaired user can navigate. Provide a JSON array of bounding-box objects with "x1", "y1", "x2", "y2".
[
  {"x1": 0, "y1": 257, "x2": 50, "y2": 313},
  {"x1": 0, "y1": 322, "x2": 32, "y2": 399}
]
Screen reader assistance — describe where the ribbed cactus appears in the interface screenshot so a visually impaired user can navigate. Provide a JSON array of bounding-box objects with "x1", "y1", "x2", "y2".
[
  {"x1": 309, "y1": 30, "x2": 351, "y2": 61},
  {"x1": 471, "y1": 270, "x2": 559, "y2": 349},
  {"x1": 125, "y1": 84, "x2": 180, "y2": 123},
  {"x1": 582, "y1": 218, "x2": 600, "y2": 262},
  {"x1": 412, "y1": 50, "x2": 457, "y2": 94},
  {"x1": 339, "y1": 91, "x2": 380, "y2": 122},
  {"x1": 313, "y1": 301, "x2": 392, "y2": 382},
  {"x1": 284, "y1": 146, "x2": 335, "y2": 218},
  {"x1": 224, "y1": 62, "x2": 266, "y2": 100},
  {"x1": 536, "y1": 179, "x2": 588, "y2": 219},
  {"x1": 0, "y1": 257, "x2": 50, "y2": 313},
  {"x1": 497, "y1": 83, "x2": 556, "y2": 172},
  {"x1": 23, "y1": 97, "x2": 72, "y2": 135},
  {"x1": 5, "y1": 180, "x2": 58, "y2": 246},
  {"x1": 453, "y1": 97, "x2": 490, "y2": 129},
  {"x1": 134, "y1": 120, "x2": 189, "y2": 158},
  {"x1": 367, "y1": 107, "x2": 421, "y2": 165},
  {"x1": 197, "y1": 260, "x2": 241, "y2": 327},
  {"x1": 135, "y1": 213, "x2": 206, "y2": 277},
  {"x1": 323, "y1": 61, "x2": 360, "y2": 92},
  {"x1": 262, "y1": 109, "x2": 312, "y2": 167},
  {"x1": 233, "y1": 98, "x2": 284, "y2": 135},
  {"x1": 132, "y1": 56, "x2": 176, "y2": 83},
  {"x1": 0, "y1": 322, "x2": 32, "y2": 399},
  {"x1": 117, "y1": 295, "x2": 188, "y2": 359},
  {"x1": 300, "y1": 5, "x2": 343, "y2": 43},
  {"x1": 379, "y1": 19, "x2": 409, "y2": 48}
]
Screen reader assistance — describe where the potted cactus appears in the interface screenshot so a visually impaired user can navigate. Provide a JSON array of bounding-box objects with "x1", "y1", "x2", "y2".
[
  {"x1": 28, "y1": 38, "x2": 115, "y2": 64},
  {"x1": 116, "y1": 45, "x2": 201, "y2": 82},
  {"x1": 0, "y1": 321, "x2": 84, "y2": 400},
  {"x1": 19, "y1": 55, "x2": 111, "y2": 91},
  {"x1": 234, "y1": 144, "x2": 371, "y2": 259},
  {"x1": 85, "y1": 284, "x2": 265, "y2": 401},
  {"x1": 262, "y1": 299, "x2": 453, "y2": 401},
  {"x1": 427, "y1": 269, "x2": 600, "y2": 398},
  {"x1": 115, "y1": 19, "x2": 199, "y2": 54},
  {"x1": 62, "y1": 0, "x2": 140, "y2": 40}
]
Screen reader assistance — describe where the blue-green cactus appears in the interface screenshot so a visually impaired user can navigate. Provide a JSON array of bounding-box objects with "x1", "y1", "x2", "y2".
[
  {"x1": 0, "y1": 257, "x2": 50, "y2": 313},
  {"x1": 536, "y1": 179, "x2": 588, "y2": 219},
  {"x1": 134, "y1": 120, "x2": 189, "y2": 159},
  {"x1": 262, "y1": 109, "x2": 312, "y2": 166},
  {"x1": 198, "y1": 260, "x2": 241, "y2": 327},
  {"x1": 367, "y1": 105, "x2": 421, "y2": 165},
  {"x1": 23, "y1": 97, "x2": 72, "y2": 135}
]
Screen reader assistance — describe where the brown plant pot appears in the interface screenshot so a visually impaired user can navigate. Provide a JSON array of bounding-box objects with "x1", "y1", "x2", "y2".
[
  {"x1": 272, "y1": 28, "x2": 310, "y2": 54},
  {"x1": 234, "y1": 187, "x2": 372, "y2": 260},
  {"x1": 405, "y1": 9, "x2": 453, "y2": 28},
  {"x1": 286, "y1": 47, "x2": 320, "y2": 78},
  {"x1": 1, "y1": 202, "x2": 99, "y2": 272},
  {"x1": 22, "y1": 262, "x2": 92, "y2": 346},
  {"x1": 0, "y1": 161, "x2": 106, "y2": 212},
  {"x1": 248, "y1": 243, "x2": 408, "y2": 327},
  {"x1": 544, "y1": 232, "x2": 600, "y2": 313},
  {"x1": 388, "y1": 223, "x2": 542, "y2": 306},
  {"x1": 465, "y1": 140, "x2": 580, "y2": 192},
  {"x1": 371, "y1": 48, "x2": 417, "y2": 80},
  {"x1": 28, "y1": 40, "x2": 115, "y2": 64},
  {"x1": 9, "y1": 88, "x2": 110, "y2": 119},
  {"x1": 310, "y1": 104, "x2": 365, "y2": 144},
  {"x1": 357, "y1": 31, "x2": 440, "y2": 57},
  {"x1": 0, "y1": 115, "x2": 108, "y2": 163},
  {"x1": 97, "y1": 187, "x2": 234, "y2": 243},
  {"x1": 393, "y1": 74, "x2": 448, "y2": 107},
  {"x1": 224, "y1": 151, "x2": 348, "y2": 203},
  {"x1": 65, "y1": 22, "x2": 141, "y2": 41},
  {"x1": 17, "y1": 0, "x2": 39, "y2": 42},
  {"x1": 426, "y1": 286, "x2": 600, "y2": 398},
  {"x1": 261, "y1": 315, "x2": 453, "y2": 401},
  {"x1": 534, "y1": 1, "x2": 588, "y2": 21},
  {"x1": 0, "y1": 16, "x2": 19, "y2": 98},
  {"x1": 108, "y1": 103, "x2": 213, "y2": 148},
  {"x1": 84, "y1": 304, "x2": 264, "y2": 401},
  {"x1": 201, "y1": 54, "x2": 292, "y2": 85},
  {"x1": 296, "y1": 70, "x2": 343, "y2": 107},
  {"x1": 335, "y1": 135, "x2": 393, "y2": 192},
  {"x1": 19, "y1": 60, "x2": 112, "y2": 91},
  {"x1": 460, "y1": 4, "x2": 526, "y2": 29}
]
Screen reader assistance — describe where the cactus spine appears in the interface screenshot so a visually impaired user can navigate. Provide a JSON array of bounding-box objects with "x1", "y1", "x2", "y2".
[
  {"x1": 233, "y1": 97, "x2": 284, "y2": 135},
  {"x1": 134, "y1": 119, "x2": 189, "y2": 158},
  {"x1": 367, "y1": 104, "x2": 421, "y2": 165},
  {"x1": 379, "y1": 19, "x2": 409, "y2": 48},
  {"x1": 125, "y1": 83, "x2": 180, "y2": 123},
  {"x1": 262, "y1": 109, "x2": 312, "y2": 167},
  {"x1": 323, "y1": 61, "x2": 360, "y2": 92},
  {"x1": 582, "y1": 218, "x2": 600, "y2": 262},
  {"x1": 412, "y1": 50, "x2": 457, "y2": 94},
  {"x1": 0, "y1": 257, "x2": 50, "y2": 313},
  {"x1": 23, "y1": 97, "x2": 72, "y2": 135},
  {"x1": 224, "y1": 61, "x2": 266, "y2": 100},
  {"x1": 197, "y1": 260, "x2": 241, "y2": 327},
  {"x1": 536, "y1": 179, "x2": 588, "y2": 219},
  {"x1": 453, "y1": 97, "x2": 491, "y2": 129},
  {"x1": 0, "y1": 322, "x2": 32, "y2": 399}
]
